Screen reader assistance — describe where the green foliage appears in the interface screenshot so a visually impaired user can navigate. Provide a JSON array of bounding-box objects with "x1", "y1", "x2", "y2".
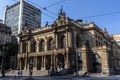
[{"x1": 6, "y1": 42, "x2": 18, "y2": 56}]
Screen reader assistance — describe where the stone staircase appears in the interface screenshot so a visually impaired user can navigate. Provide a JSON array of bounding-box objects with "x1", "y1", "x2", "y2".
[
  {"x1": 88, "y1": 73, "x2": 107, "y2": 77},
  {"x1": 75, "y1": 71, "x2": 106, "y2": 77},
  {"x1": 5, "y1": 70, "x2": 49, "y2": 76}
]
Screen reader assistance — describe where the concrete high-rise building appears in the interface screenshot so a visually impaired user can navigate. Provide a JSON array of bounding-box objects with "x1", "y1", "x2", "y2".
[
  {"x1": 3, "y1": 0, "x2": 41, "y2": 42},
  {"x1": 0, "y1": 20, "x2": 3, "y2": 23}
]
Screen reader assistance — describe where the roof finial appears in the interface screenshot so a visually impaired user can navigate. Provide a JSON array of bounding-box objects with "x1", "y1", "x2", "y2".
[
  {"x1": 59, "y1": 5, "x2": 63, "y2": 15},
  {"x1": 61, "y1": 5, "x2": 63, "y2": 12},
  {"x1": 45, "y1": 21, "x2": 48, "y2": 27}
]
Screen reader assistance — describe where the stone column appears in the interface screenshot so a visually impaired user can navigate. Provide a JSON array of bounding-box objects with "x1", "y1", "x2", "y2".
[
  {"x1": 55, "y1": 32, "x2": 58, "y2": 49},
  {"x1": 27, "y1": 57, "x2": 29, "y2": 70},
  {"x1": 41, "y1": 56, "x2": 44, "y2": 70},
  {"x1": 45, "y1": 39, "x2": 47, "y2": 51},
  {"x1": 36, "y1": 41, "x2": 39, "y2": 52},
  {"x1": 65, "y1": 27, "x2": 69, "y2": 68},
  {"x1": 101, "y1": 50, "x2": 109, "y2": 75},
  {"x1": 68, "y1": 28, "x2": 72, "y2": 47},
  {"x1": 65, "y1": 52, "x2": 69, "y2": 68},
  {"x1": 43, "y1": 56, "x2": 46, "y2": 70},
  {"x1": 27, "y1": 41, "x2": 30, "y2": 53},
  {"x1": 81, "y1": 46, "x2": 88, "y2": 72},
  {"x1": 24, "y1": 41, "x2": 28, "y2": 70},
  {"x1": 66, "y1": 27, "x2": 68, "y2": 48},
  {"x1": 20, "y1": 42, "x2": 22, "y2": 53}
]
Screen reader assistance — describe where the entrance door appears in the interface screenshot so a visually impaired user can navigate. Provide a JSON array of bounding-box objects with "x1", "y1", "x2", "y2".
[
  {"x1": 37, "y1": 56, "x2": 42, "y2": 70},
  {"x1": 92, "y1": 54, "x2": 102, "y2": 73},
  {"x1": 58, "y1": 54, "x2": 64, "y2": 68},
  {"x1": 46, "y1": 55, "x2": 51, "y2": 70},
  {"x1": 20, "y1": 58, "x2": 25, "y2": 70}
]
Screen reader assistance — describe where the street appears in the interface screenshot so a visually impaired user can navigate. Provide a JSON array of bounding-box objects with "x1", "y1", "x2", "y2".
[{"x1": 0, "y1": 75, "x2": 120, "y2": 80}]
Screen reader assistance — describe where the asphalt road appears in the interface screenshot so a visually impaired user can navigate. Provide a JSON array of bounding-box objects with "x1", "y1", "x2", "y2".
[{"x1": 0, "y1": 76, "x2": 120, "y2": 80}]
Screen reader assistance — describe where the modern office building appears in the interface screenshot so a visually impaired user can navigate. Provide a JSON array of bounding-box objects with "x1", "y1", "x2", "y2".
[
  {"x1": 3, "y1": 0, "x2": 41, "y2": 42},
  {"x1": 17, "y1": 10, "x2": 120, "y2": 76},
  {"x1": 0, "y1": 20, "x2": 3, "y2": 24}
]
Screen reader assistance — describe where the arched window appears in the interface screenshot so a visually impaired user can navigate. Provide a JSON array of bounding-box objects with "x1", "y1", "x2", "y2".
[
  {"x1": 58, "y1": 35, "x2": 65, "y2": 48},
  {"x1": 76, "y1": 34, "x2": 81, "y2": 48},
  {"x1": 48, "y1": 38, "x2": 53, "y2": 50},
  {"x1": 61, "y1": 35, "x2": 65, "y2": 48},
  {"x1": 31, "y1": 41, "x2": 36, "y2": 52},
  {"x1": 22, "y1": 42, "x2": 27, "y2": 53},
  {"x1": 39, "y1": 40, "x2": 45, "y2": 51}
]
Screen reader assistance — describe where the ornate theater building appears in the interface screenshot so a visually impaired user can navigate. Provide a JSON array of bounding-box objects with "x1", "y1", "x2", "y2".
[{"x1": 18, "y1": 10, "x2": 120, "y2": 75}]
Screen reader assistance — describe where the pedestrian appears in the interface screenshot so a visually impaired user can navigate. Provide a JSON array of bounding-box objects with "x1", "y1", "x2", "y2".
[
  {"x1": 18, "y1": 69, "x2": 20, "y2": 79},
  {"x1": 55, "y1": 67, "x2": 58, "y2": 76},
  {"x1": 20, "y1": 70, "x2": 22, "y2": 76}
]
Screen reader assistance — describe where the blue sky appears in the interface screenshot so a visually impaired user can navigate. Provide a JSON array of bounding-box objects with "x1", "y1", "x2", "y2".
[{"x1": 0, "y1": 0, "x2": 120, "y2": 35}]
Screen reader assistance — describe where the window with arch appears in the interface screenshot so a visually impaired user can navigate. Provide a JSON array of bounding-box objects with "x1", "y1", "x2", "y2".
[
  {"x1": 47, "y1": 38, "x2": 53, "y2": 50},
  {"x1": 76, "y1": 34, "x2": 81, "y2": 48},
  {"x1": 58, "y1": 35, "x2": 65, "y2": 48},
  {"x1": 30, "y1": 41, "x2": 36, "y2": 52},
  {"x1": 39, "y1": 40, "x2": 45, "y2": 51}
]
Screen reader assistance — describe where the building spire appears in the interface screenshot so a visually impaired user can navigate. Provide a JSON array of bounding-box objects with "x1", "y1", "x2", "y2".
[
  {"x1": 59, "y1": 5, "x2": 63, "y2": 15},
  {"x1": 58, "y1": 5, "x2": 66, "y2": 17}
]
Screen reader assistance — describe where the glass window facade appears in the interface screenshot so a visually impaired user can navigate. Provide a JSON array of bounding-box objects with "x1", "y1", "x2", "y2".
[{"x1": 4, "y1": 1, "x2": 41, "y2": 39}]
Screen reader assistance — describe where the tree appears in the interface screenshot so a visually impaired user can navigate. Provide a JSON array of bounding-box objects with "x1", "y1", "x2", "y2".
[{"x1": 7, "y1": 42, "x2": 18, "y2": 56}]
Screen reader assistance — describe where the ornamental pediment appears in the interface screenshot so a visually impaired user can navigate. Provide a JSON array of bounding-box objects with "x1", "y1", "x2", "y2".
[{"x1": 20, "y1": 27, "x2": 31, "y2": 36}]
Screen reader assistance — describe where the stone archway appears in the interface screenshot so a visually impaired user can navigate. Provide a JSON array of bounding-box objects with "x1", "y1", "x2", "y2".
[
  {"x1": 37, "y1": 56, "x2": 42, "y2": 70},
  {"x1": 20, "y1": 58, "x2": 25, "y2": 70},
  {"x1": 29, "y1": 57, "x2": 33, "y2": 70},
  {"x1": 45, "y1": 55, "x2": 51, "y2": 70},
  {"x1": 92, "y1": 54, "x2": 102, "y2": 73},
  {"x1": 57, "y1": 54, "x2": 64, "y2": 68}
]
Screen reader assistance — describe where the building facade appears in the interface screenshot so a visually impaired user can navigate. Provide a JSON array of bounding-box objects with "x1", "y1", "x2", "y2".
[
  {"x1": 18, "y1": 10, "x2": 120, "y2": 75},
  {"x1": 0, "y1": 20, "x2": 3, "y2": 24},
  {"x1": 112, "y1": 34, "x2": 120, "y2": 45},
  {"x1": 3, "y1": 0, "x2": 41, "y2": 42},
  {"x1": 0, "y1": 23, "x2": 11, "y2": 70},
  {"x1": 0, "y1": 23, "x2": 11, "y2": 44}
]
